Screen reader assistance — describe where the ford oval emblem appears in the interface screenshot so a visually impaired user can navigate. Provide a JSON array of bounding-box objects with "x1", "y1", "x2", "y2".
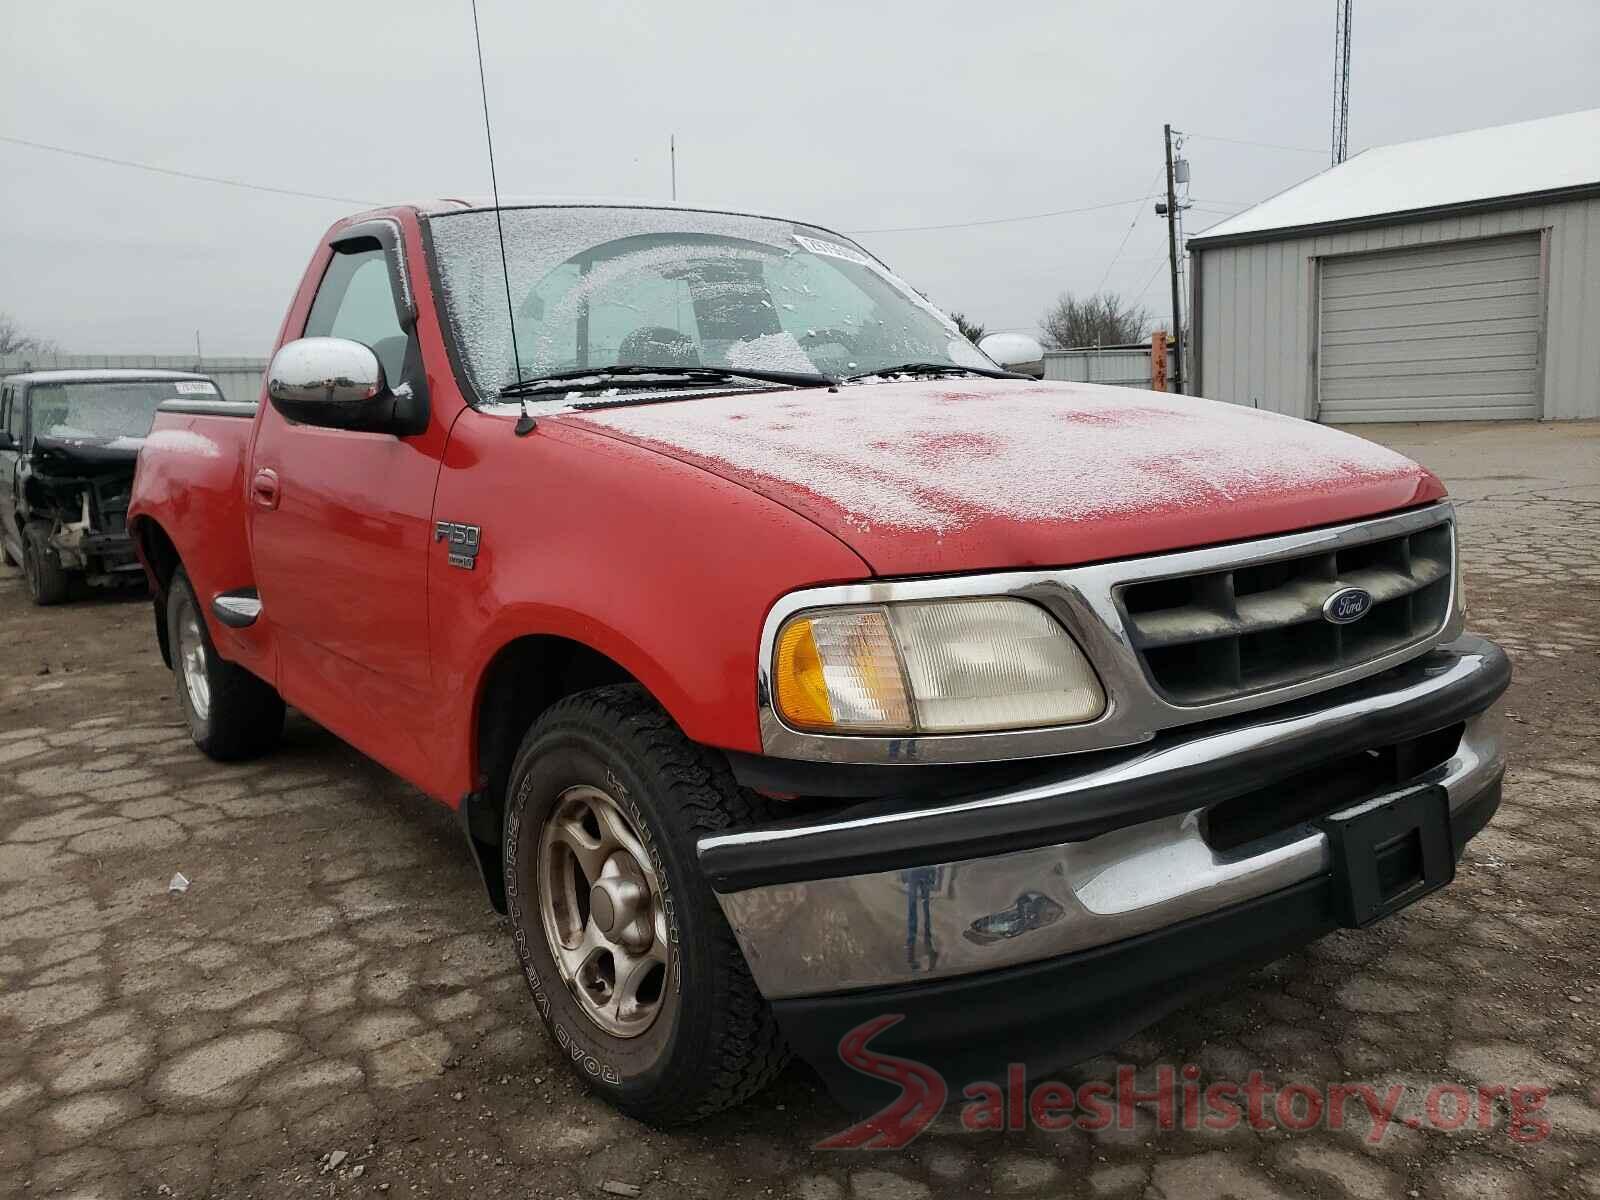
[{"x1": 1323, "y1": 586, "x2": 1374, "y2": 625}]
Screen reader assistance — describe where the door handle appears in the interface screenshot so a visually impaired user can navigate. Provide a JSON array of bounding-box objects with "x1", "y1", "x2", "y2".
[{"x1": 252, "y1": 468, "x2": 280, "y2": 511}]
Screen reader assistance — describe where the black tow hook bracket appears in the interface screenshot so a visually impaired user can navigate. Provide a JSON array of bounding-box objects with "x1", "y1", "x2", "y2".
[{"x1": 1318, "y1": 783, "x2": 1454, "y2": 928}]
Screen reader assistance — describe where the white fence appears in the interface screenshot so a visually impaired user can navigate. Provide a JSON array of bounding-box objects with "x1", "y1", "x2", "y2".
[
  {"x1": 1043, "y1": 344, "x2": 1179, "y2": 391},
  {"x1": 0, "y1": 353, "x2": 268, "y2": 406}
]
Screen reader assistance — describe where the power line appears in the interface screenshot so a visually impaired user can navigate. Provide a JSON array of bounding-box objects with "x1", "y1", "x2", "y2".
[
  {"x1": 1093, "y1": 169, "x2": 1167, "y2": 293},
  {"x1": 0, "y1": 132, "x2": 380, "y2": 207},
  {"x1": 5, "y1": 127, "x2": 1265, "y2": 251},
  {"x1": 1184, "y1": 132, "x2": 1325, "y2": 156},
  {"x1": 845, "y1": 196, "x2": 1146, "y2": 236},
  {"x1": 1134, "y1": 253, "x2": 1170, "y2": 301}
]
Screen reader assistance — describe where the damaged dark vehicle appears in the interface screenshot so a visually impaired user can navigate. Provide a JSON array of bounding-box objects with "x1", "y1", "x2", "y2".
[{"x1": 0, "y1": 370, "x2": 223, "y2": 605}]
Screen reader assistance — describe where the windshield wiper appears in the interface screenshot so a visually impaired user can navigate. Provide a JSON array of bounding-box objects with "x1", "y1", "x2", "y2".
[
  {"x1": 498, "y1": 364, "x2": 836, "y2": 399},
  {"x1": 843, "y1": 361, "x2": 1024, "y2": 382}
]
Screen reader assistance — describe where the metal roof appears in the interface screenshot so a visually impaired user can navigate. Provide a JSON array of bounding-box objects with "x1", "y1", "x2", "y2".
[
  {"x1": 0, "y1": 368, "x2": 213, "y2": 385},
  {"x1": 1190, "y1": 108, "x2": 1600, "y2": 248}
]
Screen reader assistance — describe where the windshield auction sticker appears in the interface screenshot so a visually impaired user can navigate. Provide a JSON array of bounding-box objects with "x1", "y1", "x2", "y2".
[
  {"x1": 174, "y1": 381, "x2": 220, "y2": 395},
  {"x1": 794, "y1": 234, "x2": 873, "y2": 267}
]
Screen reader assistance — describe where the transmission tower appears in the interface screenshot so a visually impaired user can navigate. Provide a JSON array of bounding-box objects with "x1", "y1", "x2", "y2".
[{"x1": 1331, "y1": 0, "x2": 1352, "y2": 165}]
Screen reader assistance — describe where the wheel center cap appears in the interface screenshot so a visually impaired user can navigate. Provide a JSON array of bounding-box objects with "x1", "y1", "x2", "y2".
[
  {"x1": 590, "y1": 873, "x2": 650, "y2": 944},
  {"x1": 589, "y1": 883, "x2": 617, "y2": 934}
]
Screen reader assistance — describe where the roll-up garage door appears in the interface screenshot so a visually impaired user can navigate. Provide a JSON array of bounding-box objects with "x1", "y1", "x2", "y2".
[{"x1": 1318, "y1": 233, "x2": 1543, "y2": 421}]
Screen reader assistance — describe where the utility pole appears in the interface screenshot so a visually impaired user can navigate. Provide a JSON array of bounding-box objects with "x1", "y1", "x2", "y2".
[
  {"x1": 1161, "y1": 123, "x2": 1184, "y2": 396},
  {"x1": 670, "y1": 135, "x2": 677, "y2": 201}
]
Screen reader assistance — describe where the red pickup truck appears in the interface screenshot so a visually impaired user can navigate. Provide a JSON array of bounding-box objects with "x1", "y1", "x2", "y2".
[{"x1": 128, "y1": 199, "x2": 1508, "y2": 1125}]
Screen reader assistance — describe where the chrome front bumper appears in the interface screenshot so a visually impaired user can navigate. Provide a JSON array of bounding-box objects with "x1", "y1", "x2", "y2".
[{"x1": 704, "y1": 636, "x2": 1508, "y2": 1001}]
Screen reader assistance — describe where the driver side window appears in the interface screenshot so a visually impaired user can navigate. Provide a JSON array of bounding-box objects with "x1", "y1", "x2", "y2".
[{"x1": 305, "y1": 247, "x2": 409, "y2": 387}]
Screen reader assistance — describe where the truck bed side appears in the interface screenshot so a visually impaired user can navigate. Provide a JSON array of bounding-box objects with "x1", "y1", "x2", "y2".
[{"x1": 129, "y1": 404, "x2": 272, "y2": 684}]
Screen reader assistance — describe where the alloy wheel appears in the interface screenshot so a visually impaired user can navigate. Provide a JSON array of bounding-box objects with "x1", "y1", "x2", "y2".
[
  {"x1": 536, "y1": 784, "x2": 671, "y2": 1038},
  {"x1": 176, "y1": 605, "x2": 211, "y2": 722}
]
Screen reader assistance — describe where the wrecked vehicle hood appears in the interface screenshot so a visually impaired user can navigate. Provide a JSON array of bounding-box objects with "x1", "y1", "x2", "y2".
[
  {"x1": 30, "y1": 433, "x2": 145, "y2": 469},
  {"x1": 562, "y1": 379, "x2": 1446, "y2": 576}
]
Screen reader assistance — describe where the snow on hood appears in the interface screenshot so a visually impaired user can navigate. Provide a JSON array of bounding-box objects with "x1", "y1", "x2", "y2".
[{"x1": 564, "y1": 380, "x2": 1445, "y2": 575}]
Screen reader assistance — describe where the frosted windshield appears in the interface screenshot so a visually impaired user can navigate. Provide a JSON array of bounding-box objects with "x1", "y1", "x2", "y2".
[
  {"x1": 427, "y1": 206, "x2": 992, "y2": 395},
  {"x1": 28, "y1": 381, "x2": 200, "y2": 441}
]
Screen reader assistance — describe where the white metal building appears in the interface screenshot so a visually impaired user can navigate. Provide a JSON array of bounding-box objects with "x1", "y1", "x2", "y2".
[{"x1": 1187, "y1": 109, "x2": 1600, "y2": 422}]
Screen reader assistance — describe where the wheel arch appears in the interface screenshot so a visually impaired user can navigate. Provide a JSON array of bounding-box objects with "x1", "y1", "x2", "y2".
[
  {"x1": 130, "y1": 514, "x2": 182, "y2": 592},
  {"x1": 130, "y1": 515, "x2": 182, "y2": 668},
  {"x1": 462, "y1": 633, "x2": 650, "y2": 914}
]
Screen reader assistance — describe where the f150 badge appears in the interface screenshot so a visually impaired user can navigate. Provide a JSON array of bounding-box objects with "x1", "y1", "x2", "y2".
[{"x1": 435, "y1": 521, "x2": 481, "y2": 570}]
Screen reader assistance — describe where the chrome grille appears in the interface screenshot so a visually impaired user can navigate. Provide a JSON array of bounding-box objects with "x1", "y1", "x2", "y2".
[{"x1": 1120, "y1": 518, "x2": 1453, "y2": 705}]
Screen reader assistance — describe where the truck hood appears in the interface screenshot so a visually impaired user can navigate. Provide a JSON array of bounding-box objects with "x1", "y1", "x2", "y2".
[
  {"x1": 30, "y1": 433, "x2": 145, "y2": 469},
  {"x1": 564, "y1": 379, "x2": 1446, "y2": 576}
]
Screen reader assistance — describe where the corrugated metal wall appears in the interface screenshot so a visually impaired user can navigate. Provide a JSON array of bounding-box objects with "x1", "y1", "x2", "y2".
[
  {"x1": 1192, "y1": 194, "x2": 1600, "y2": 420},
  {"x1": 0, "y1": 353, "x2": 266, "y2": 406},
  {"x1": 1043, "y1": 344, "x2": 1177, "y2": 389}
]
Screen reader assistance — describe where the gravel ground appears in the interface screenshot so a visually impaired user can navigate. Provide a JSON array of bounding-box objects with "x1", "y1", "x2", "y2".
[{"x1": 0, "y1": 420, "x2": 1596, "y2": 1199}]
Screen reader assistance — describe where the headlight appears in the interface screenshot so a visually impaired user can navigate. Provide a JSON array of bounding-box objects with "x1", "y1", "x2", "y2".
[{"x1": 772, "y1": 598, "x2": 1106, "y2": 735}]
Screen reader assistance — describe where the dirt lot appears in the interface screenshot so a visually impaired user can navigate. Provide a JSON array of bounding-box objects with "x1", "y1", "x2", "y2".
[{"x1": 1, "y1": 421, "x2": 1596, "y2": 1200}]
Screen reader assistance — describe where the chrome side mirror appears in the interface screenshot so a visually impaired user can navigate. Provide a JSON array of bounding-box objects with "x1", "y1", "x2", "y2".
[
  {"x1": 978, "y1": 332, "x2": 1045, "y2": 377},
  {"x1": 266, "y1": 337, "x2": 394, "y2": 431}
]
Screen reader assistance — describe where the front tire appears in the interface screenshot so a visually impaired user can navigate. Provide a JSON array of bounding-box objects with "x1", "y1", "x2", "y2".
[
  {"x1": 167, "y1": 569, "x2": 285, "y2": 760},
  {"x1": 503, "y1": 684, "x2": 789, "y2": 1125},
  {"x1": 22, "y1": 524, "x2": 69, "y2": 606}
]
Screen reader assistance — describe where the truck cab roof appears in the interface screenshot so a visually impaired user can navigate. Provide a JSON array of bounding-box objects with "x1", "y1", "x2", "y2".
[{"x1": 413, "y1": 195, "x2": 776, "y2": 215}]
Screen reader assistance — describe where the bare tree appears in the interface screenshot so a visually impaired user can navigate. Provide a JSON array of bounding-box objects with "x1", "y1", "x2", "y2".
[
  {"x1": 0, "y1": 313, "x2": 57, "y2": 356},
  {"x1": 1037, "y1": 292, "x2": 1151, "y2": 349},
  {"x1": 949, "y1": 312, "x2": 986, "y2": 343}
]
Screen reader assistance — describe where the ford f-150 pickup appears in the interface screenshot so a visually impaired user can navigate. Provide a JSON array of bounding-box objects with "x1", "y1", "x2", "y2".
[{"x1": 128, "y1": 199, "x2": 1509, "y2": 1125}]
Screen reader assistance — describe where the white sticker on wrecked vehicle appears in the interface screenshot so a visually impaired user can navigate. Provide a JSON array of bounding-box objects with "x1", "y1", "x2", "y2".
[{"x1": 174, "y1": 381, "x2": 219, "y2": 395}]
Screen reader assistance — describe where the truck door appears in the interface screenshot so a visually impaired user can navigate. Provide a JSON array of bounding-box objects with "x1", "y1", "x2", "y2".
[
  {"x1": 248, "y1": 230, "x2": 446, "y2": 765},
  {"x1": 0, "y1": 384, "x2": 20, "y2": 559}
]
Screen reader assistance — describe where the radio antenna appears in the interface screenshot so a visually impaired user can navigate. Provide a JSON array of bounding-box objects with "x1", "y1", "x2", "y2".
[{"x1": 469, "y1": 0, "x2": 535, "y2": 436}]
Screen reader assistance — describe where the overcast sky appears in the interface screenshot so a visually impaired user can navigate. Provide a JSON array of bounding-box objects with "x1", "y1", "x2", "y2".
[{"x1": 3, "y1": 0, "x2": 1596, "y2": 356}]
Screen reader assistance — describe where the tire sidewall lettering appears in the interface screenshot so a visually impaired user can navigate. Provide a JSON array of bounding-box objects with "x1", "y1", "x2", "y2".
[{"x1": 615, "y1": 789, "x2": 682, "y2": 994}]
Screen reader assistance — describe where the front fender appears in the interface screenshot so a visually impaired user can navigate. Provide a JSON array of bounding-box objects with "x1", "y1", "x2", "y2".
[{"x1": 427, "y1": 414, "x2": 872, "y2": 801}]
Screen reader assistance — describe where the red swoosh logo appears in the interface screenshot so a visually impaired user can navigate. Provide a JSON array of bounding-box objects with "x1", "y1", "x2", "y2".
[{"x1": 815, "y1": 1014, "x2": 947, "y2": 1149}]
